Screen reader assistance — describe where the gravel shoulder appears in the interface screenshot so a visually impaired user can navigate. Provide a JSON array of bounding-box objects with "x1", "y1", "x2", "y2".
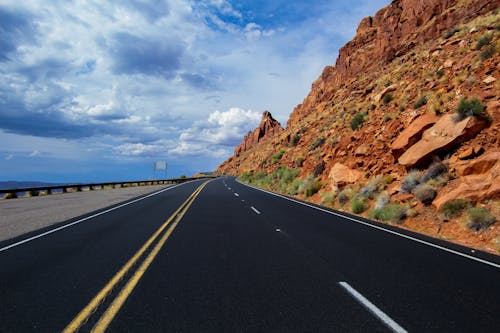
[{"x1": 0, "y1": 185, "x2": 171, "y2": 243}]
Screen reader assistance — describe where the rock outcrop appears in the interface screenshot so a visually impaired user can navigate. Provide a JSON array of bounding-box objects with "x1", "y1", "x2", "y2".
[
  {"x1": 287, "y1": 0, "x2": 500, "y2": 127},
  {"x1": 398, "y1": 114, "x2": 489, "y2": 168},
  {"x1": 329, "y1": 163, "x2": 364, "y2": 188},
  {"x1": 234, "y1": 111, "x2": 283, "y2": 156},
  {"x1": 391, "y1": 113, "x2": 439, "y2": 159}
]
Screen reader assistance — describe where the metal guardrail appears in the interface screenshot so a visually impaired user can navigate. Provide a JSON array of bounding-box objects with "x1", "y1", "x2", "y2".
[{"x1": 0, "y1": 176, "x2": 217, "y2": 199}]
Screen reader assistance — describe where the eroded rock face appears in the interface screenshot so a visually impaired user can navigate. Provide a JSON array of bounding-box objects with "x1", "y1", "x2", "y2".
[
  {"x1": 391, "y1": 113, "x2": 439, "y2": 159},
  {"x1": 234, "y1": 111, "x2": 283, "y2": 155},
  {"x1": 287, "y1": 0, "x2": 499, "y2": 127},
  {"x1": 398, "y1": 114, "x2": 489, "y2": 168},
  {"x1": 433, "y1": 160, "x2": 500, "y2": 210}
]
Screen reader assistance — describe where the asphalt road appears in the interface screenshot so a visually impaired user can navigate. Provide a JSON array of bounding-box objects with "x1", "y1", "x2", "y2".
[{"x1": 0, "y1": 177, "x2": 498, "y2": 332}]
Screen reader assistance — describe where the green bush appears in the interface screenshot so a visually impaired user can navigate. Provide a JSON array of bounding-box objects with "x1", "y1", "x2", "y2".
[
  {"x1": 413, "y1": 95, "x2": 428, "y2": 109},
  {"x1": 480, "y1": 44, "x2": 496, "y2": 60},
  {"x1": 300, "y1": 175, "x2": 321, "y2": 197},
  {"x1": 321, "y1": 192, "x2": 336, "y2": 206},
  {"x1": 476, "y1": 33, "x2": 493, "y2": 50},
  {"x1": 288, "y1": 178, "x2": 303, "y2": 195},
  {"x1": 350, "y1": 111, "x2": 368, "y2": 130},
  {"x1": 466, "y1": 207, "x2": 496, "y2": 231},
  {"x1": 440, "y1": 199, "x2": 469, "y2": 219},
  {"x1": 421, "y1": 162, "x2": 448, "y2": 183},
  {"x1": 351, "y1": 198, "x2": 368, "y2": 214},
  {"x1": 309, "y1": 137, "x2": 326, "y2": 151},
  {"x1": 271, "y1": 150, "x2": 285, "y2": 163},
  {"x1": 444, "y1": 27, "x2": 460, "y2": 39},
  {"x1": 373, "y1": 204, "x2": 406, "y2": 223},
  {"x1": 383, "y1": 93, "x2": 394, "y2": 105},
  {"x1": 291, "y1": 134, "x2": 300, "y2": 146},
  {"x1": 454, "y1": 97, "x2": 488, "y2": 122},
  {"x1": 414, "y1": 184, "x2": 436, "y2": 205}
]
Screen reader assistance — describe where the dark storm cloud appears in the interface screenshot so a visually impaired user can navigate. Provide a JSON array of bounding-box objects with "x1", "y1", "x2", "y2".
[
  {"x1": 0, "y1": 7, "x2": 38, "y2": 61},
  {"x1": 109, "y1": 32, "x2": 185, "y2": 78},
  {"x1": 17, "y1": 58, "x2": 70, "y2": 82}
]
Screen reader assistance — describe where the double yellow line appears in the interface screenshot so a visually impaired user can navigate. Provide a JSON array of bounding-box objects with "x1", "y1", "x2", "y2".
[{"x1": 63, "y1": 181, "x2": 209, "y2": 333}]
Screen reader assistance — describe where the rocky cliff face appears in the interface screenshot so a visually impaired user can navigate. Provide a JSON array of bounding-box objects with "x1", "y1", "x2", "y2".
[
  {"x1": 287, "y1": 0, "x2": 499, "y2": 127},
  {"x1": 217, "y1": 0, "x2": 500, "y2": 253},
  {"x1": 234, "y1": 111, "x2": 283, "y2": 156}
]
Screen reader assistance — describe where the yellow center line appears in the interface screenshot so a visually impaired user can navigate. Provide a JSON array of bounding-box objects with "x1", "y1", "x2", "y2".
[{"x1": 62, "y1": 181, "x2": 209, "y2": 333}]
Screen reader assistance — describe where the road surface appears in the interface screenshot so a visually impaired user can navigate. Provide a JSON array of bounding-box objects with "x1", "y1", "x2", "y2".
[{"x1": 0, "y1": 177, "x2": 499, "y2": 332}]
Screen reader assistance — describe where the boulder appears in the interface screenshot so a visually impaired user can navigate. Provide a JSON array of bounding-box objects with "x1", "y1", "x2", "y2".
[
  {"x1": 329, "y1": 163, "x2": 363, "y2": 186},
  {"x1": 398, "y1": 114, "x2": 488, "y2": 168},
  {"x1": 391, "y1": 113, "x2": 439, "y2": 158},
  {"x1": 456, "y1": 150, "x2": 500, "y2": 176},
  {"x1": 433, "y1": 163, "x2": 500, "y2": 210},
  {"x1": 374, "y1": 84, "x2": 398, "y2": 103}
]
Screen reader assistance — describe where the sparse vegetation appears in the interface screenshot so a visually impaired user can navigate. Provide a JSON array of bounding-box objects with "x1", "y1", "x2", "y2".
[
  {"x1": 413, "y1": 95, "x2": 428, "y2": 109},
  {"x1": 351, "y1": 198, "x2": 368, "y2": 214},
  {"x1": 299, "y1": 175, "x2": 321, "y2": 197},
  {"x1": 454, "y1": 97, "x2": 488, "y2": 122},
  {"x1": 321, "y1": 192, "x2": 336, "y2": 206},
  {"x1": 421, "y1": 162, "x2": 448, "y2": 183},
  {"x1": 440, "y1": 199, "x2": 470, "y2": 219},
  {"x1": 466, "y1": 207, "x2": 496, "y2": 231},
  {"x1": 414, "y1": 184, "x2": 437, "y2": 205},
  {"x1": 401, "y1": 170, "x2": 422, "y2": 193},
  {"x1": 476, "y1": 33, "x2": 493, "y2": 50},
  {"x1": 443, "y1": 27, "x2": 460, "y2": 39},
  {"x1": 375, "y1": 192, "x2": 389, "y2": 210},
  {"x1": 480, "y1": 44, "x2": 496, "y2": 60},
  {"x1": 373, "y1": 203, "x2": 406, "y2": 224},
  {"x1": 309, "y1": 137, "x2": 326, "y2": 151},
  {"x1": 338, "y1": 188, "x2": 354, "y2": 206},
  {"x1": 291, "y1": 134, "x2": 300, "y2": 146},
  {"x1": 383, "y1": 93, "x2": 394, "y2": 105},
  {"x1": 313, "y1": 161, "x2": 326, "y2": 177},
  {"x1": 271, "y1": 150, "x2": 285, "y2": 163},
  {"x1": 295, "y1": 157, "x2": 304, "y2": 167},
  {"x1": 350, "y1": 110, "x2": 368, "y2": 130}
]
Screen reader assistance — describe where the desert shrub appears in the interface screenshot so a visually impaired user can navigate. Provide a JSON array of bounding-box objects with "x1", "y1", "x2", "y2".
[
  {"x1": 313, "y1": 161, "x2": 326, "y2": 177},
  {"x1": 480, "y1": 44, "x2": 496, "y2": 60},
  {"x1": 179, "y1": 175, "x2": 187, "y2": 179},
  {"x1": 383, "y1": 93, "x2": 394, "y2": 105},
  {"x1": 401, "y1": 170, "x2": 422, "y2": 193},
  {"x1": 413, "y1": 95, "x2": 428, "y2": 109},
  {"x1": 291, "y1": 134, "x2": 300, "y2": 146},
  {"x1": 271, "y1": 150, "x2": 285, "y2": 163},
  {"x1": 321, "y1": 192, "x2": 336, "y2": 206},
  {"x1": 414, "y1": 184, "x2": 437, "y2": 205},
  {"x1": 295, "y1": 157, "x2": 304, "y2": 167},
  {"x1": 350, "y1": 111, "x2": 368, "y2": 130},
  {"x1": 421, "y1": 162, "x2": 448, "y2": 183},
  {"x1": 375, "y1": 192, "x2": 389, "y2": 210},
  {"x1": 370, "y1": 104, "x2": 377, "y2": 111},
  {"x1": 338, "y1": 188, "x2": 354, "y2": 206},
  {"x1": 454, "y1": 97, "x2": 488, "y2": 122},
  {"x1": 466, "y1": 207, "x2": 496, "y2": 231},
  {"x1": 239, "y1": 171, "x2": 254, "y2": 182},
  {"x1": 351, "y1": 198, "x2": 368, "y2": 214},
  {"x1": 309, "y1": 137, "x2": 326, "y2": 151},
  {"x1": 444, "y1": 27, "x2": 460, "y2": 39},
  {"x1": 373, "y1": 204, "x2": 406, "y2": 223},
  {"x1": 299, "y1": 175, "x2": 321, "y2": 197},
  {"x1": 440, "y1": 199, "x2": 470, "y2": 219},
  {"x1": 288, "y1": 178, "x2": 303, "y2": 195},
  {"x1": 476, "y1": 33, "x2": 493, "y2": 50}
]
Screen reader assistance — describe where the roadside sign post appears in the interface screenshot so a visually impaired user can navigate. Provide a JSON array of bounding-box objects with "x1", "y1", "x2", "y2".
[{"x1": 153, "y1": 161, "x2": 167, "y2": 180}]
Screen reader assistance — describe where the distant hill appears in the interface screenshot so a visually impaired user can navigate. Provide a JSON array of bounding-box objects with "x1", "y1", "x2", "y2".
[{"x1": 0, "y1": 181, "x2": 64, "y2": 190}]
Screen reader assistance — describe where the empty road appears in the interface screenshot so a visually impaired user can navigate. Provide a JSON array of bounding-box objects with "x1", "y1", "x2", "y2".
[{"x1": 0, "y1": 177, "x2": 499, "y2": 332}]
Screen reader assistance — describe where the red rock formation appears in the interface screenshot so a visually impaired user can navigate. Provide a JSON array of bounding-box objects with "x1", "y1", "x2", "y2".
[
  {"x1": 398, "y1": 114, "x2": 489, "y2": 168},
  {"x1": 287, "y1": 0, "x2": 500, "y2": 127},
  {"x1": 234, "y1": 111, "x2": 283, "y2": 155},
  {"x1": 391, "y1": 113, "x2": 439, "y2": 159}
]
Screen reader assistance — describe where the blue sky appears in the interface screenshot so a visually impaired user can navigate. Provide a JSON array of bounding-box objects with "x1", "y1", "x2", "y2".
[{"x1": 0, "y1": 0, "x2": 390, "y2": 183}]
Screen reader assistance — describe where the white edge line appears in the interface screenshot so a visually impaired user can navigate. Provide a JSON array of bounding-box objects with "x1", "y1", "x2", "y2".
[
  {"x1": 251, "y1": 206, "x2": 261, "y2": 215},
  {"x1": 339, "y1": 282, "x2": 407, "y2": 333},
  {"x1": 236, "y1": 179, "x2": 500, "y2": 269},
  {"x1": 0, "y1": 181, "x2": 195, "y2": 253}
]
